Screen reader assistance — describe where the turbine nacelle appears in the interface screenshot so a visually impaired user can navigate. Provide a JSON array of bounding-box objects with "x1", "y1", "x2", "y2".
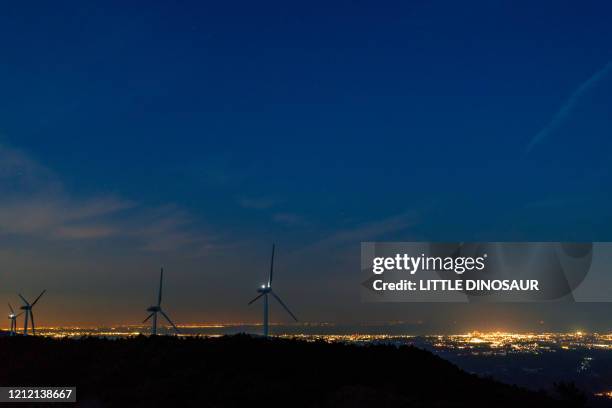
[
  {"x1": 257, "y1": 284, "x2": 271, "y2": 294},
  {"x1": 147, "y1": 306, "x2": 161, "y2": 312}
]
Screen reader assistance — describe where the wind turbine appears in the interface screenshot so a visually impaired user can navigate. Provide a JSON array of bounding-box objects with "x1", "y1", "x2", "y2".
[
  {"x1": 143, "y1": 268, "x2": 180, "y2": 335},
  {"x1": 8, "y1": 303, "x2": 23, "y2": 336},
  {"x1": 248, "y1": 244, "x2": 298, "y2": 337},
  {"x1": 18, "y1": 290, "x2": 46, "y2": 336}
]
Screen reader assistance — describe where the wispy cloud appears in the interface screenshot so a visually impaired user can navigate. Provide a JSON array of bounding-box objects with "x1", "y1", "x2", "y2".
[
  {"x1": 238, "y1": 196, "x2": 278, "y2": 210},
  {"x1": 0, "y1": 145, "x2": 60, "y2": 193},
  {"x1": 238, "y1": 194, "x2": 309, "y2": 227},
  {"x1": 526, "y1": 61, "x2": 612, "y2": 154},
  {"x1": 0, "y1": 144, "x2": 214, "y2": 255},
  {"x1": 273, "y1": 212, "x2": 307, "y2": 227},
  {"x1": 54, "y1": 225, "x2": 118, "y2": 239},
  {"x1": 128, "y1": 206, "x2": 217, "y2": 255},
  {"x1": 299, "y1": 212, "x2": 419, "y2": 254},
  {"x1": 0, "y1": 197, "x2": 132, "y2": 238},
  {"x1": 0, "y1": 145, "x2": 132, "y2": 238}
]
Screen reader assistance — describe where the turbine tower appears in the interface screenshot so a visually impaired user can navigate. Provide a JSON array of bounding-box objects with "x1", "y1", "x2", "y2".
[
  {"x1": 8, "y1": 303, "x2": 23, "y2": 336},
  {"x1": 248, "y1": 244, "x2": 298, "y2": 337},
  {"x1": 18, "y1": 290, "x2": 46, "y2": 336},
  {"x1": 143, "y1": 268, "x2": 180, "y2": 335}
]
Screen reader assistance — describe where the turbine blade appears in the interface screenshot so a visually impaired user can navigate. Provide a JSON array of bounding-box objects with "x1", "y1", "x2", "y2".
[
  {"x1": 16, "y1": 312, "x2": 24, "y2": 318},
  {"x1": 268, "y1": 244, "x2": 275, "y2": 286},
  {"x1": 143, "y1": 313, "x2": 155, "y2": 323},
  {"x1": 30, "y1": 311, "x2": 35, "y2": 335},
  {"x1": 248, "y1": 293, "x2": 264, "y2": 305},
  {"x1": 8, "y1": 303, "x2": 14, "y2": 314},
  {"x1": 271, "y1": 291, "x2": 298, "y2": 322},
  {"x1": 18, "y1": 294, "x2": 29, "y2": 305},
  {"x1": 31, "y1": 290, "x2": 46, "y2": 307},
  {"x1": 158, "y1": 268, "x2": 163, "y2": 306},
  {"x1": 160, "y1": 310, "x2": 180, "y2": 333}
]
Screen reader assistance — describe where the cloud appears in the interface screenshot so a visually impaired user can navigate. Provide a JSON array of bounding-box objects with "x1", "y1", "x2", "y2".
[
  {"x1": 0, "y1": 197, "x2": 132, "y2": 238},
  {"x1": 0, "y1": 144, "x2": 60, "y2": 193},
  {"x1": 128, "y1": 206, "x2": 215, "y2": 255},
  {"x1": 238, "y1": 196, "x2": 278, "y2": 210},
  {"x1": 238, "y1": 194, "x2": 309, "y2": 226},
  {"x1": 273, "y1": 212, "x2": 307, "y2": 226},
  {"x1": 54, "y1": 225, "x2": 118, "y2": 239},
  {"x1": 300, "y1": 212, "x2": 419, "y2": 254},
  {"x1": 0, "y1": 144, "x2": 214, "y2": 255},
  {"x1": 526, "y1": 61, "x2": 612, "y2": 154}
]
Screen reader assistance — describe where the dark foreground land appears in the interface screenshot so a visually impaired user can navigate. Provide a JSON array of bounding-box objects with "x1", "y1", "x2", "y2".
[{"x1": 0, "y1": 335, "x2": 592, "y2": 407}]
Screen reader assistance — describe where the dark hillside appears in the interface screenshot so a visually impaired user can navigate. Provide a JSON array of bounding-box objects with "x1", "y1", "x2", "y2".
[{"x1": 0, "y1": 335, "x2": 582, "y2": 407}]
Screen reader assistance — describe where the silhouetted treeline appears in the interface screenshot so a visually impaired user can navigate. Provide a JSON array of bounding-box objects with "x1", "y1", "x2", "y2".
[{"x1": 0, "y1": 335, "x2": 594, "y2": 407}]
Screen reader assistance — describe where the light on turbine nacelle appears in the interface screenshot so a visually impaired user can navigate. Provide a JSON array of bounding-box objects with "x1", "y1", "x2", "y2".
[{"x1": 261, "y1": 284, "x2": 266, "y2": 289}]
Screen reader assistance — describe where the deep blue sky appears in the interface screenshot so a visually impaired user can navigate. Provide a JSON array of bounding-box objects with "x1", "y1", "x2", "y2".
[{"x1": 0, "y1": 1, "x2": 611, "y2": 329}]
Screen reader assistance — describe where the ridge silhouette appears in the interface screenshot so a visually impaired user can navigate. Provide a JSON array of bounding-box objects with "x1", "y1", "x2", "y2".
[{"x1": 0, "y1": 335, "x2": 588, "y2": 407}]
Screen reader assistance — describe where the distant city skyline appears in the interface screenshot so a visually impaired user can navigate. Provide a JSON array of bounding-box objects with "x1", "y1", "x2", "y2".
[{"x1": 0, "y1": 1, "x2": 611, "y2": 329}]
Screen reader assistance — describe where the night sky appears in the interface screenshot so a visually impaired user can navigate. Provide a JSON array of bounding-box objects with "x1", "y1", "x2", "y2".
[{"x1": 0, "y1": 1, "x2": 611, "y2": 330}]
